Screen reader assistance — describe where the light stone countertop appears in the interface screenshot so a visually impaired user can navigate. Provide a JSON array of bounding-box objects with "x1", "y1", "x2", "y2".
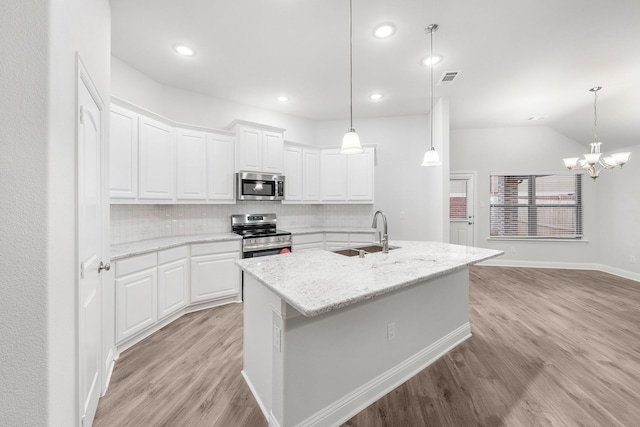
[
  {"x1": 110, "y1": 233, "x2": 241, "y2": 260},
  {"x1": 236, "y1": 241, "x2": 503, "y2": 317},
  {"x1": 110, "y1": 227, "x2": 377, "y2": 260}
]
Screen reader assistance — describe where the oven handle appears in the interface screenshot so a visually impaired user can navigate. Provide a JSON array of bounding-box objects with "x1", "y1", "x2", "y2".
[{"x1": 243, "y1": 241, "x2": 292, "y2": 252}]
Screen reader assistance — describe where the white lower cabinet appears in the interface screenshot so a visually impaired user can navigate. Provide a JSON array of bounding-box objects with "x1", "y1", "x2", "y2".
[
  {"x1": 292, "y1": 233, "x2": 324, "y2": 251},
  {"x1": 157, "y1": 246, "x2": 189, "y2": 320},
  {"x1": 115, "y1": 253, "x2": 158, "y2": 343},
  {"x1": 190, "y1": 241, "x2": 241, "y2": 304}
]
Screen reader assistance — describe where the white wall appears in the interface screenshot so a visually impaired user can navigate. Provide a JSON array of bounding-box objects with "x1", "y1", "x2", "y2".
[
  {"x1": 315, "y1": 99, "x2": 449, "y2": 242},
  {"x1": 450, "y1": 126, "x2": 598, "y2": 267},
  {"x1": 48, "y1": 0, "x2": 112, "y2": 425},
  {"x1": 111, "y1": 57, "x2": 317, "y2": 144},
  {"x1": 0, "y1": 1, "x2": 48, "y2": 424},
  {"x1": 596, "y1": 143, "x2": 640, "y2": 280}
]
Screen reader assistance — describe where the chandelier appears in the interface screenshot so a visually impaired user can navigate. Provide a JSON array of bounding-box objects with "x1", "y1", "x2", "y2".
[{"x1": 562, "y1": 86, "x2": 631, "y2": 180}]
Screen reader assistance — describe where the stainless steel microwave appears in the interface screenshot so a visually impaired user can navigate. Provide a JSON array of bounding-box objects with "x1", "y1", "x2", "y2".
[{"x1": 236, "y1": 172, "x2": 285, "y2": 201}]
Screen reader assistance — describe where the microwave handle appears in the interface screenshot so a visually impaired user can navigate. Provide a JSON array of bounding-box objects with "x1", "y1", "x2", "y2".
[{"x1": 278, "y1": 181, "x2": 284, "y2": 196}]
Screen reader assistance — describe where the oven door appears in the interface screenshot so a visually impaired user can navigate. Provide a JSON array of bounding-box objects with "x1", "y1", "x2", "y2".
[{"x1": 243, "y1": 246, "x2": 292, "y2": 258}]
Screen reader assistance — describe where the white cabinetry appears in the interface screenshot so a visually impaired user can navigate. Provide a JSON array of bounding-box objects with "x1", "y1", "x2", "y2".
[
  {"x1": 229, "y1": 121, "x2": 285, "y2": 173},
  {"x1": 206, "y1": 133, "x2": 235, "y2": 201},
  {"x1": 115, "y1": 253, "x2": 158, "y2": 343},
  {"x1": 157, "y1": 246, "x2": 189, "y2": 320},
  {"x1": 109, "y1": 105, "x2": 138, "y2": 199},
  {"x1": 190, "y1": 241, "x2": 241, "y2": 304},
  {"x1": 176, "y1": 128, "x2": 207, "y2": 200},
  {"x1": 324, "y1": 232, "x2": 376, "y2": 251},
  {"x1": 292, "y1": 233, "x2": 324, "y2": 251},
  {"x1": 284, "y1": 145, "x2": 302, "y2": 201},
  {"x1": 138, "y1": 116, "x2": 175, "y2": 200},
  {"x1": 302, "y1": 148, "x2": 321, "y2": 202},
  {"x1": 320, "y1": 147, "x2": 374, "y2": 203}
]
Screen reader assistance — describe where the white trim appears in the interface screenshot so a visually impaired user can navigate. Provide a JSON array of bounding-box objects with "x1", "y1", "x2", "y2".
[
  {"x1": 295, "y1": 323, "x2": 471, "y2": 427},
  {"x1": 241, "y1": 371, "x2": 270, "y2": 421},
  {"x1": 478, "y1": 259, "x2": 640, "y2": 283},
  {"x1": 268, "y1": 411, "x2": 283, "y2": 427}
]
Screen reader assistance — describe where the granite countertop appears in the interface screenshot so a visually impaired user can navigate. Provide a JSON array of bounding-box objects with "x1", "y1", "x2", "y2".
[
  {"x1": 236, "y1": 241, "x2": 503, "y2": 317},
  {"x1": 111, "y1": 233, "x2": 241, "y2": 260}
]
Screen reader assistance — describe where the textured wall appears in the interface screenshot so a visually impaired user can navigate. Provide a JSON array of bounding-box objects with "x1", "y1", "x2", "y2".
[{"x1": 0, "y1": 0, "x2": 49, "y2": 424}]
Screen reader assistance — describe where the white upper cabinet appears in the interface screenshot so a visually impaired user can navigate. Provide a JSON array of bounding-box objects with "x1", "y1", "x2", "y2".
[
  {"x1": 109, "y1": 105, "x2": 138, "y2": 199},
  {"x1": 138, "y1": 116, "x2": 175, "y2": 200},
  {"x1": 302, "y1": 148, "x2": 320, "y2": 202},
  {"x1": 320, "y1": 147, "x2": 375, "y2": 203},
  {"x1": 320, "y1": 149, "x2": 348, "y2": 201},
  {"x1": 347, "y1": 147, "x2": 375, "y2": 201},
  {"x1": 229, "y1": 121, "x2": 285, "y2": 173},
  {"x1": 206, "y1": 133, "x2": 235, "y2": 201},
  {"x1": 176, "y1": 128, "x2": 207, "y2": 200},
  {"x1": 284, "y1": 145, "x2": 303, "y2": 201}
]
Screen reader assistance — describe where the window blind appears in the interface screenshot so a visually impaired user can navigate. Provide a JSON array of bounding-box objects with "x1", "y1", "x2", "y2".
[{"x1": 489, "y1": 174, "x2": 582, "y2": 239}]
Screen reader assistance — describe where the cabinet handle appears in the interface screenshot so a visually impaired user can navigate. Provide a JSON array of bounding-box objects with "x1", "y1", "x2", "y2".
[{"x1": 98, "y1": 261, "x2": 111, "y2": 273}]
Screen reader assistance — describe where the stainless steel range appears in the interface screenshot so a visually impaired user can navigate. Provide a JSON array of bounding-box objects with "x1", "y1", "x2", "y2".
[{"x1": 231, "y1": 213, "x2": 292, "y2": 258}]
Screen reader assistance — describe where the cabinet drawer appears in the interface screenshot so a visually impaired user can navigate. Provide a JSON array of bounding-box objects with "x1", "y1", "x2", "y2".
[
  {"x1": 158, "y1": 245, "x2": 189, "y2": 265},
  {"x1": 292, "y1": 233, "x2": 324, "y2": 245},
  {"x1": 191, "y1": 240, "x2": 241, "y2": 256},
  {"x1": 115, "y1": 252, "x2": 157, "y2": 278}
]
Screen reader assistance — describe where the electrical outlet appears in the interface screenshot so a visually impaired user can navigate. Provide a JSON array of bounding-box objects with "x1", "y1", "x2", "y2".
[
  {"x1": 510, "y1": 246, "x2": 516, "y2": 254},
  {"x1": 387, "y1": 322, "x2": 396, "y2": 341},
  {"x1": 273, "y1": 324, "x2": 281, "y2": 352},
  {"x1": 194, "y1": 224, "x2": 203, "y2": 231},
  {"x1": 141, "y1": 226, "x2": 150, "y2": 235},
  {"x1": 399, "y1": 211, "x2": 406, "y2": 220},
  {"x1": 630, "y1": 255, "x2": 637, "y2": 264}
]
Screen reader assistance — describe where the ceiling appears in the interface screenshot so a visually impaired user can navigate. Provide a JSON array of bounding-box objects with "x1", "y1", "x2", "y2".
[{"x1": 111, "y1": 0, "x2": 640, "y2": 150}]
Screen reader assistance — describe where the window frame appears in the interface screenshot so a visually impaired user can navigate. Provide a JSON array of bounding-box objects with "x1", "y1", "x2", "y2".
[{"x1": 489, "y1": 173, "x2": 583, "y2": 240}]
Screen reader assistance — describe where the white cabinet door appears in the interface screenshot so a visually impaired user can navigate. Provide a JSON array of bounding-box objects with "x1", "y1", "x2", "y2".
[
  {"x1": 284, "y1": 145, "x2": 302, "y2": 201},
  {"x1": 157, "y1": 258, "x2": 189, "y2": 320},
  {"x1": 139, "y1": 116, "x2": 175, "y2": 200},
  {"x1": 190, "y1": 252, "x2": 240, "y2": 303},
  {"x1": 236, "y1": 126, "x2": 261, "y2": 172},
  {"x1": 115, "y1": 267, "x2": 157, "y2": 343},
  {"x1": 347, "y1": 147, "x2": 375, "y2": 202},
  {"x1": 109, "y1": 105, "x2": 138, "y2": 199},
  {"x1": 262, "y1": 131, "x2": 284, "y2": 173},
  {"x1": 206, "y1": 133, "x2": 235, "y2": 201},
  {"x1": 320, "y1": 149, "x2": 348, "y2": 201},
  {"x1": 176, "y1": 129, "x2": 207, "y2": 200},
  {"x1": 302, "y1": 148, "x2": 320, "y2": 202}
]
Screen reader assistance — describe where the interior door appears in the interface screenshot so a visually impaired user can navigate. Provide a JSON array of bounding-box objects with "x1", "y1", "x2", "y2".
[
  {"x1": 449, "y1": 173, "x2": 475, "y2": 246},
  {"x1": 77, "y1": 61, "x2": 104, "y2": 427}
]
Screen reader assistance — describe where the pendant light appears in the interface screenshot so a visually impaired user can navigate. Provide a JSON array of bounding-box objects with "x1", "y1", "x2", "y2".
[
  {"x1": 340, "y1": 0, "x2": 364, "y2": 154},
  {"x1": 421, "y1": 24, "x2": 442, "y2": 166},
  {"x1": 562, "y1": 86, "x2": 631, "y2": 180}
]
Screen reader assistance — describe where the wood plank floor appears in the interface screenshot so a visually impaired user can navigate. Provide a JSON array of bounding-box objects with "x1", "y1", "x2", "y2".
[{"x1": 94, "y1": 267, "x2": 640, "y2": 426}]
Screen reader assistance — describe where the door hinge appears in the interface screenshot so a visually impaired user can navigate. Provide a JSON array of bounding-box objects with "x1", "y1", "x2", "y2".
[
  {"x1": 79, "y1": 106, "x2": 84, "y2": 124},
  {"x1": 80, "y1": 263, "x2": 84, "y2": 279}
]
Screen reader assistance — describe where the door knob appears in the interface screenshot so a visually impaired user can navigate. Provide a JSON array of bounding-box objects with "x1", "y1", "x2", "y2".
[{"x1": 98, "y1": 261, "x2": 111, "y2": 273}]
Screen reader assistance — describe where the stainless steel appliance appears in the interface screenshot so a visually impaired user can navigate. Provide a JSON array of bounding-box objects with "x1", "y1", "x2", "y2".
[
  {"x1": 231, "y1": 213, "x2": 292, "y2": 258},
  {"x1": 236, "y1": 172, "x2": 285, "y2": 201}
]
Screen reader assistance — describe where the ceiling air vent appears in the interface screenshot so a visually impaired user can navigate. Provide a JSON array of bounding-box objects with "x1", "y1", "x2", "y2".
[{"x1": 438, "y1": 70, "x2": 460, "y2": 86}]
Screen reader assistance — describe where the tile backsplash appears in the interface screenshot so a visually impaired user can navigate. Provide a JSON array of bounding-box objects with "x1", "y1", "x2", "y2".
[{"x1": 110, "y1": 203, "x2": 374, "y2": 244}]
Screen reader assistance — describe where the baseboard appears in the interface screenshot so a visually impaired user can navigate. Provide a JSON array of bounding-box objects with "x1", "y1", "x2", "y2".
[
  {"x1": 242, "y1": 370, "x2": 270, "y2": 421},
  {"x1": 478, "y1": 259, "x2": 639, "y2": 284},
  {"x1": 296, "y1": 323, "x2": 471, "y2": 427}
]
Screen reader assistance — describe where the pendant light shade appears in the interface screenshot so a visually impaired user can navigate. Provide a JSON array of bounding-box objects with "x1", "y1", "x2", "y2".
[
  {"x1": 421, "y1": 24, "x2": 441, "y2": 167},
  {"x1": 340, "y1": 0, "x2": 364, "y2": 155}
]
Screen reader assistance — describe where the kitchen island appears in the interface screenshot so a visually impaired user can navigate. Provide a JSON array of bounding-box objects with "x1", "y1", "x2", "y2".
[{"x1": 237, "y1": 241, "x2": 502, "y2": 427}]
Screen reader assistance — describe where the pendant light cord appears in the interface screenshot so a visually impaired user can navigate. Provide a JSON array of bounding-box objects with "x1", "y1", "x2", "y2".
[
  {"x1": 593, "y1": 89, "x2": 598, "y2": 142},
  {"x1": 349, "y1": 0, "x2": 354, "y2": 130},
  {"x1": 429, "y1": 25, "x2": 434, "y2": 150}
]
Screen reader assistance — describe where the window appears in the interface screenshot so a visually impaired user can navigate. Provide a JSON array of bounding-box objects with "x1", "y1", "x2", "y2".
[
  {"x1": 449, "y1": 179, "x2": 468, "y2": 220},
  {"x1": 490, "y1": 174, "x2": 582, "y2": 239}
]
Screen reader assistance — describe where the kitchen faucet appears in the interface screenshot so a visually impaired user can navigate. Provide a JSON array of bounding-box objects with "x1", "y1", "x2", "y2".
[{"x1": 371, "y1": 210, "x2": 389, "y2": 253}]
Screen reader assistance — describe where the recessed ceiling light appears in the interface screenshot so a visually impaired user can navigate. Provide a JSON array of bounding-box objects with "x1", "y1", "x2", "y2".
[
  {"x1": 174, "y1": 45, "x2": 195, "y2": 56},
  {"x1": 369, "y1": 93, "x2": 384, "y2": 101},
  {"x1": 373, "y1": 23, "x2": 396, "y2": 38},
  {"x1": 422, "y1": 54, "x2": 443, "y2": 66},
  {"x1": 277, "y1": 96, "x2": 289, "y2": 102},
  {"x1": 528, "y1": 115, "x2": 548, "y2": 121}
]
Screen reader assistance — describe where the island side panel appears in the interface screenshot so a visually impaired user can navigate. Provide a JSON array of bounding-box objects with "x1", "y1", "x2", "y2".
[
  {"x1": 272, "y1": 268, "x2": 471, "y2": 427},
  {"x1": 242, "y1": 273, "x2": 282, "y2": 419}
]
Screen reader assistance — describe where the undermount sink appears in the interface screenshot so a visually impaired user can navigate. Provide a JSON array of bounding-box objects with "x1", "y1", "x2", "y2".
[{"x1": 332, "y1": 244, "x2": 399, "y2": 257}]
